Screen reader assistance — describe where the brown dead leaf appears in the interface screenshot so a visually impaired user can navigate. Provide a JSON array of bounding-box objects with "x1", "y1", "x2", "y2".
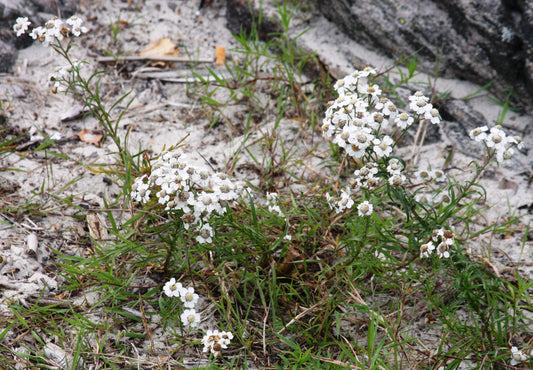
[
  {"x1": 215, "y1": 46, "x2": 226, "y2": 66},
  {"x1": 77, "y1": 129, "x2": 103, "y2": 147},
  {"x1": 139, "y1": 38, "x2": 180, "y2": 58},
  {"x1": 276, "y1": 246, "x2": 303, "y2": 276},
  {"x1": 86, "y1": 213, "x2": 108, "y2": 241}
]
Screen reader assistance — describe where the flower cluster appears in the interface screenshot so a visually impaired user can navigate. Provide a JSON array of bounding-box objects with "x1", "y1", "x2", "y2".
[
  {"x1": 420, "y1": 229, "x2": 455, "y2": 259},
  {"x1": 469, "y1": 125, "x2": 523, "y2": 163},
  {"x1": 323, "y1": 68, "x2": 438, "y2": 216},
  {"x1": 163, "y1": 278, "x2": 234, "y2": 356},
  {"x1": 131, "y1": 150, "x2": 246, "y2": 244},
  {"x1": 163, "y1": 278, "x2": 202, "y2": 328},
  {"x1": 202, "y1": 329, "x2": 234, "y2": 357},
  {"x1": 266, "y1": 192, "x2": 284, "y2": 217},
  {"x1": 13, "y1": 15, "x2": 88, "y2": 46},
  {"x1": 322, "y1": 67, "x2": 440, "y2": 161}
]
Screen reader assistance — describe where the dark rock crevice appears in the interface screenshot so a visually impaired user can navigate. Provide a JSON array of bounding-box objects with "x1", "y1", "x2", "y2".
[{"x1": 317, "y1": 0, "x2": 533, "y2": 112}]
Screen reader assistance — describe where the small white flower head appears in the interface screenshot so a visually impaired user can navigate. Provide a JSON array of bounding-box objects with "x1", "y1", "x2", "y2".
[
  {"x1": 485, "y1": 126, "x2": 506, "y2": 148},
  {"x1": 383, "y1": 102, "x2": 398, "y2": 118},
  {"x1": 388, "y1": 173, "x2": 406, "y2": 187},
  {"x1": 427, "y1": 108, "x2": 441, "y2": 124},
  {"x1": 362, "y1": 84, "x2": 382, "y2": 99},
  {"x1": 409, "y1": 92, "x2": 431, "y2": 115},
  {"x1": 196, "y1": 223, "x2": 214, "y2": 244},
  {"x1": 163, "y1": 278, "x2": 182, "y2": 298},
  {"x1": 213, "y1": 178, "x2": 237, "y2": 201},
  {"x1": 368, "y1": 112, "x2": 388, "y2": 129},
  {"x1": 386, "y1": 158, "x2": 404, "y2": 175},
  {"x1": 496, "y1": 147, "x2": 514, "y2": 163},
  {"x1": 432, "y1": 228, "x2": 445, "y2": 242},
  {"x1": 420, "y1": 241, "x2": 435, "y2": 258},
  {"x1": 395, "y1": 112, "x2": 414, "y2": 130},
  {"x1": 511, "y1": 135, "x2": 524, "y2": 150},
  {"x1": 469, "y1": 125, "x2": 488, "y2": 142},
  {"x1": 337, "y1": 189, "x2": 354, "y2": 212},
  {"x1": 359, "y1": 66, "x2": 377, "y2": 77},
  {"x1": 180, "y1": 286, "x2": 200, "y2": 308},
  {"x1": 195, "y1": 192, "x2": 222, "y2": 215},
  {"x1": 13, "y1": 17, "x2": 31, "y2": 37},
  {"x1": 29, "y1": 26, "x2": 46, "y2": 41},
  {"x1": 181, "y1": 211, "x2": 199, "y2": 230},
  {"x1": 510, "y1": 346, "x2": 529, "y2": 366},
  {"x1": 372, "y1": 135, "x2": 394, "y2": 158},
  {"x1": 283, "y1": 234, "x2": 292, "y2": 242},
  {"x1": 131, "y1": 176, "x2": 151, "y2": 203},
  {"x1": 181, "y1": 308, "x2": 201, "y2": 329},
  {"x1": 415, "y1": 169, "x2": 432, "y2": 183},
  {"x1": 436, "y1": 242, "x2": 450, "y2": 258},
  {"x1": 357, "y1": 201, "x2": 373, "y2": 217}
]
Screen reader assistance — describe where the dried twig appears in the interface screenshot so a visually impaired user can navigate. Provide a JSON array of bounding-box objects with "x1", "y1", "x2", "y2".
[{"x1": 96, "y1": 55, "x2": 213, "y2": 63}]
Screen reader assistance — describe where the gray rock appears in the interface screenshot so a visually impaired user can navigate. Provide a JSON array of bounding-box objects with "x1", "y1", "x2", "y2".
[{"x1": 317, "y1": 0, "x2": 533, "y2": 111}]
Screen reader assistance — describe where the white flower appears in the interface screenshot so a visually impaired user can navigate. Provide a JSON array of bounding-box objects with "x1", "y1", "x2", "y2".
[
  {"x1": 29, "y1": 26, "x2": 45, "y2": 41},
  {"x1": 196, "y1": 223, "x2": 214, "y2": 244},
  {"x1": 195, "y1": 192, "x2": 222, "y2": 215},
  {"x1": 181, "y1": 212, "x2": 199, "y2": 230},
  {"x1": 409, "y1": 93, "x2": 432, "y2": 116},
  {"x1": 388, "y1": 173, "x2": 406, "y2": 187},
  {"x1": 469, "y1": 126, "x2": 488, "y2": 142},
  {"x1": 131, "y1": 179, "x2": 151, "y2": 203},
  {"x1": 395, "y1": 112, "x2": 414, "y2": 129},
  {"x1": 485, "y1": 126, "x2": 506, "y2": 149},
  {"x1": 420, "y1": 241, "x2": 435, "y2": 258},
  {"x1": 213, "y1": 178, "x2": 237, "y2": 201},
  {"x1": 13, "y1": 17, "x2": 31, "y2": 37},
  {"x1": 372, "y1": 135, "x2": 393, "y2": 158},
  {"x1": 357, "y1": 201, "x2": 373, "y2": 216},
  {"x1": 427, "y1": 108, "x2": 441, "y2": 124},
  {"x1": 415, "y1": 169, "x2": 432, "y2": 183},
  {"x1": 383, "y1": 102, "x2": 398, "y2": 117},
  {"x1": 181, "y1": 308, "x2": 201, "y2": 328},
  {"x1": 436, "y1": 242, "x2": 450, "y2": 258},
  {"x1": 510, "y1": 346, "x2": 528, "y2": 366},
  {"x1": 386, "y1": 158, "x2": 403, "y2": 175},
  {"x1": 496, "y1": 147, "x2": 514, "y2": 163},
  {"x1": 361, "y1": 84, "x2": 382, "y2": 99},
  {"x1": 432, "y1": 228, "x2": 445, "y2": 242},
  {"x1": 337, "y1": 189, "x2": 354, "y2": 212},
  {"x1": 180, "y1": 286, "x2": 200, "y2": 308},
  {"x1": 359, "y1": 66, "x2": 377, "y2": 77},
  {"x1": 163, "y1": 278, "x2": 182, "y2": 298}
]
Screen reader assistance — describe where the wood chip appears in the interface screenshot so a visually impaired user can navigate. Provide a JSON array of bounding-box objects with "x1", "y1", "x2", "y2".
[{"x1": 215, "y1": 46, "x2": 226, "y2": 66}]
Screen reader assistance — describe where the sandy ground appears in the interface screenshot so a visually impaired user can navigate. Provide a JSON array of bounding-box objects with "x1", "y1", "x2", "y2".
[{"x1": 0, "y1": 0, "x2": 532, "y2": 365}]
